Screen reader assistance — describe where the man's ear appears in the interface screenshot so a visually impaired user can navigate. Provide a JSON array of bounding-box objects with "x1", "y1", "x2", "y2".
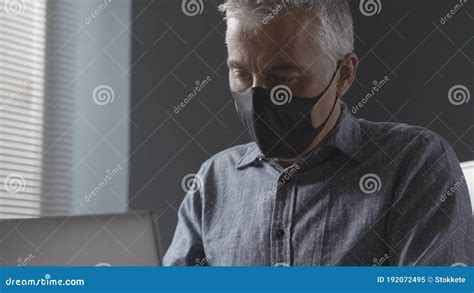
[{"x1": 336, "y1": 52, "x2": 359, "y2": 98}]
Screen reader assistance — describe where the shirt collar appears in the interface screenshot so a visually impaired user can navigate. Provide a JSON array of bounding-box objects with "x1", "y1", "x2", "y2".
[
  {"x1": 320, "y1": 102, "x2": 364, "y2": 163},
  {"x1": 235, "y1": 101, "x2": 364, "y2": 169},
  {"x1": 235, "y1": 142, "x2": 264, "y2": 169}
]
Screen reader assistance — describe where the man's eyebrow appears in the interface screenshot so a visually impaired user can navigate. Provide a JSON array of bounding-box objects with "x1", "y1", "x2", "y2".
[
  {"x1": 266, "y1": 62, "x2": 304, "y2": 72},
  {"x1": 227, "y1": 59, "x2": 246, "y2": 68}
]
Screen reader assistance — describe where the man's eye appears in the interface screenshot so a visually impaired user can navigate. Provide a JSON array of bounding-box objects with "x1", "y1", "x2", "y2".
[
  {"x1": 233, "y1": 71, "x2": 250, "y2": 80},
  {"x1": 274, "y1": 75, "x2": 298, "y2": 84}
]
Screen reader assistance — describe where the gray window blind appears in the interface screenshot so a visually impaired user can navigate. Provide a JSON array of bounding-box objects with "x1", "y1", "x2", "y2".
[{"x1": 0, "y1": 0, "x2": 73, "y2": 218}]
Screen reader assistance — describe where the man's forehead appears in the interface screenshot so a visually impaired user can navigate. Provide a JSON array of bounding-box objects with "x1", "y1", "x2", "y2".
[{"x1": 227, "y1": 17, "x2": 314, "y2": 46}]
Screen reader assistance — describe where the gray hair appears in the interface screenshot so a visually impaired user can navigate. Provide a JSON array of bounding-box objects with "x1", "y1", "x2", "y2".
[{"x1": 218, "y1": 0, "x2": 354, "y2": 60}]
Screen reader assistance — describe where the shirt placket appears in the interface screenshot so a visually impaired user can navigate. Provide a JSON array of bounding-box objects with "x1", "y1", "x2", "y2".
[{"x1": 270, "y1": 168, "x2": 297, "y2": 266}]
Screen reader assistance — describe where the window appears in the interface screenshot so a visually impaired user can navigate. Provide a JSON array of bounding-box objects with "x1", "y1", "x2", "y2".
[{"x1": 0, "y1": 0, "x2": 72, "y2": 218}]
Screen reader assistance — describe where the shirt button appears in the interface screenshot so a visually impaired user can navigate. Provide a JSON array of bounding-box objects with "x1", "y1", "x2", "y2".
[
  {"x1": 254, "y1": 157, "x2": 264, "y2": 167},
  {"x1": 275, "y1": 229, "x2": 285, "y2": 239}
]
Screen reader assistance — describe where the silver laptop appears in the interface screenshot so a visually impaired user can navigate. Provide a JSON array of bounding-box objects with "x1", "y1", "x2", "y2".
[{"x1": 0, "y1": 211, "x2": 164, "y2": 266}]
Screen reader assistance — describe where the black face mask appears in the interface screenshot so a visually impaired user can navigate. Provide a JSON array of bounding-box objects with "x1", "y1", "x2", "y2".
[{"x1": 232, "y1": 62, "x2": 341, "y2": 160}]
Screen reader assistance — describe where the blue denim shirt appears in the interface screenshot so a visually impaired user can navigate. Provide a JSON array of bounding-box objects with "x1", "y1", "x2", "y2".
[{"x1": 163, "y1": 103, "x2": 473, "y2": 266}]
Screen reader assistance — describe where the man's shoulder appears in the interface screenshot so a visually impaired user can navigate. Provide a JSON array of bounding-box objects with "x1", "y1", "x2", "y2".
[
  {"x1": 358, "y1": 118, "x2": 450, "y2": 153},
  {"x1": 200, "y1": 142, "x2": 256, "y2": 171},
  {"x1": 356, "y1": 119, "x2": 463, "y2": 190}
]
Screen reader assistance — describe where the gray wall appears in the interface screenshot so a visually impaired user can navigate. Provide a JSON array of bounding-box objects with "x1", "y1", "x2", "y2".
[
  {"x1": 130, "y1": 0, "x2": 473, "y2": 249},
  {"x1": 70, "y1": 0, "x2": 131, "y2": 215}
]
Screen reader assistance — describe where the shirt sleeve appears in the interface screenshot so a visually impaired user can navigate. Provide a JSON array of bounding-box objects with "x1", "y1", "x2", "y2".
[
  {"x1": 388, "y1": 134, "x2": 473, "y2": 266},
  {"x1": 162, "y1": 163, "x2": 208, "y2": 266}
]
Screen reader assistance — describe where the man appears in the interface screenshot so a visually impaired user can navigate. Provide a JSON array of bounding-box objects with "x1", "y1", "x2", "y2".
[{"x1": 163, "y1": 0, "x2": 473, "y2": 266}]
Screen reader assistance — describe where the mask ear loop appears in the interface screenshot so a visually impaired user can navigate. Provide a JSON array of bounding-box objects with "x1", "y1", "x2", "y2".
[
  {"x1": 310, "y1": 60, "x2": 343, "y2": 129},
  {"x1": 315, "y1": 60, "x2": 342, "y2": 101}
]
